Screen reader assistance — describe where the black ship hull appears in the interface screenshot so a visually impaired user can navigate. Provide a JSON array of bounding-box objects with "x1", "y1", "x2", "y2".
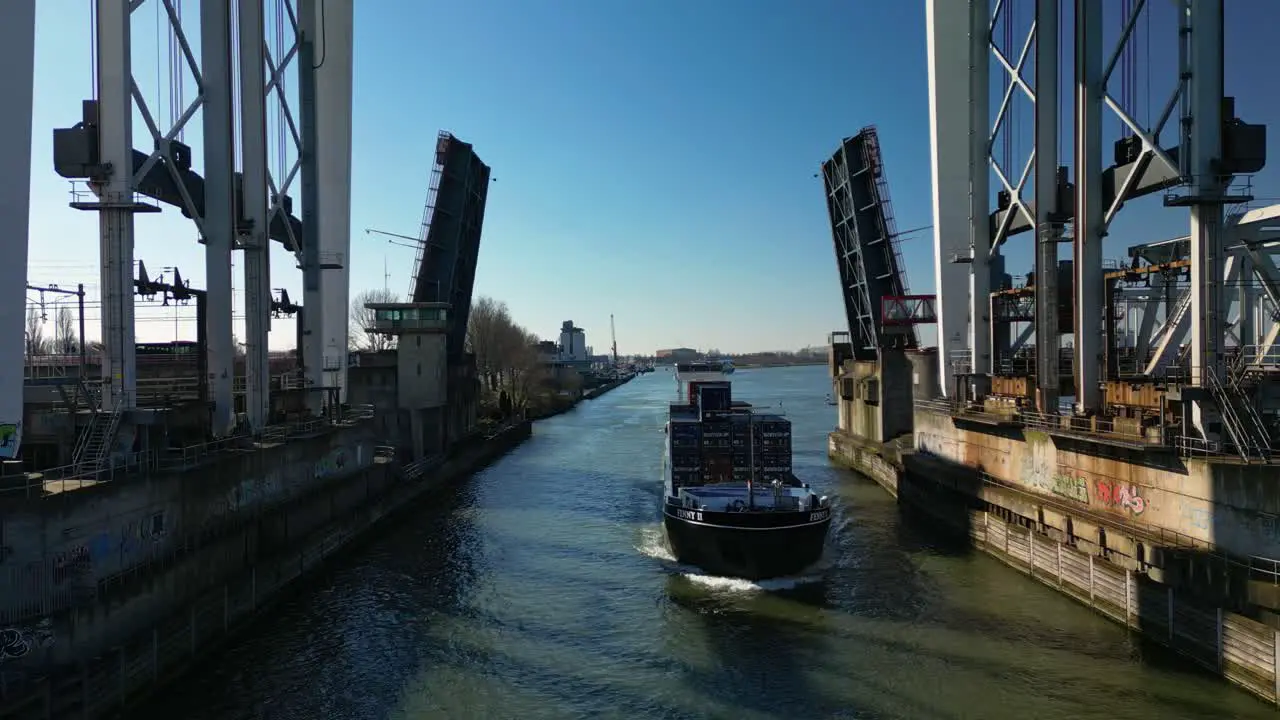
[{"x1": 662, "y1": 502, "x2": 831, "y2": 580}]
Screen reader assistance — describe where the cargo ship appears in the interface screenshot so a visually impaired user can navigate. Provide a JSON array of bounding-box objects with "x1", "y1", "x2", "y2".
[{"x1": 661, "y1": 362, "x2": 831, "y2": 579}]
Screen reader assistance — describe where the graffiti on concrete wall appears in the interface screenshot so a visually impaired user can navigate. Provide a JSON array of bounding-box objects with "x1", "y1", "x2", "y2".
[
  {"x1": 0, "y1": 620, "x2": 53, "y2": 662},
  {"x1": 313, "y1": 447, "x2": 350, "y2": 480},
  {"x1": 51, "y1": 544, "x2": 92, "y2": 585},
  {"x1": 52, "y1": 533, "x2": 110, "y2": 584},
  {"x1": 119, "y1": 512, "x2": 168, "y2": 558},
  {"x1": 0, "y1": 629, "x2": 28, "y2": 661},
  {"x1": 1179, "y1": 499, "x2": 1211, "y2": 532},
  {"x1": 0, "y1": 422, "x2": 19, "y2": 459},
  {"x1": 226, "y1": 472, "x2": 284, "y2": 513},
  {"x1": 1045, "y1": 475, "x2": 1089, "y2": 504},
  {"x1": 1017, "y1": 451, "x2": 1059, "y2": 494},
  {"x1": 1095, "y1": 480, "x2": 1147, "y2": 516},
  {"x1": 51, "y1": 514, "x2": 167, "y2": 584}
]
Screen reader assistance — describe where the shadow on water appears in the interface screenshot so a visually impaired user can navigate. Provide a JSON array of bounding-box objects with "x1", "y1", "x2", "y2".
[{"x1": 894, "y1": 501, "x2": 972, "y2": 556}]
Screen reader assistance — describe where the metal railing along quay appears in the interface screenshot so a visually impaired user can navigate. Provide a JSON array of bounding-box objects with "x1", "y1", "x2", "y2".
[
  {"x1": 967, "y1": 467, "x2": 1280, "y2": 588},
  {"x1": 912, "y1": 396, "x2": 1279, "y2": 461},
  {"x1": 1, "y1": 411, "x2": 374, "y2": 498}
]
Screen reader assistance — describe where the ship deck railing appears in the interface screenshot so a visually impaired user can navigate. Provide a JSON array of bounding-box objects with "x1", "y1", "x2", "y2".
[
  {"x1": 678, "y1": 485, "x2": 809, "y2": 512},
  {"x1": 668, "y1": 406, "x2": 789, "y2": 420}
]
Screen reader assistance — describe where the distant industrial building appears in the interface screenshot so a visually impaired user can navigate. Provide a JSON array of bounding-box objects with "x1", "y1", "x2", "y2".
[
  {"x1": 655, "y1": 348, "x2": 699, "y2": 363},
  {"x1": 534, "y1": 340, "x2": 559, "y2": 365}
]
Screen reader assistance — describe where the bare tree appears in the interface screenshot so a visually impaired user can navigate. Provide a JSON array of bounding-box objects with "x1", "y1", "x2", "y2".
[
  {"x1": 54, "y1": 307, "x2": 78, "y2": 355},
  {"x1": 466, "y1": 295, "x2": 512, "y2": 391},
  {"x1": 464, "y1": 295, "x2": 559, "y2": 411},
  {"x1": 25, "y1": 308, "x2": 48, "y2": 357},
  {"x1": 348, "y1": 288, "x2": 399, "y2": 351},
  {"x1": 493, "y1": 316, "x2": 531, "y2": 392},
  {"x1": 507, "y1": 327, "x2": 548, "y2": 409}
]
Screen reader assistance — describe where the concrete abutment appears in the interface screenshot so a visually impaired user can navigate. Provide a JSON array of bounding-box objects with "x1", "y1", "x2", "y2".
[
  {"x1": 0, "y1": 421, "x2": 531, "y2": 719},
  {"x1": 829, "y1": 412, "x2": 1280, "y2": 707}
]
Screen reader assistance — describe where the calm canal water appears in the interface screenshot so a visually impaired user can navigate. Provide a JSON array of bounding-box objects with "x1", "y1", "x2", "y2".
[{"x1": 142, "y1": 365, "x2": 1273, "y2": 719}]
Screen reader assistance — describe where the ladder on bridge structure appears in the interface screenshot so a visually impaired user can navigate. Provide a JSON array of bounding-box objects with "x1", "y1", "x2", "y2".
[
  {"x1": 1144, "y1": 290, "x2": 1193, "y2": 376},
  {"x1": 1205, "y1": 368, "x2": 1272, "y2": 462},
  {"x1": 70, "y1": 407, "x2": 123, "y2": 476},
  {"x1": 408, "y1": 144, "x2": 446, "y2": 302}
]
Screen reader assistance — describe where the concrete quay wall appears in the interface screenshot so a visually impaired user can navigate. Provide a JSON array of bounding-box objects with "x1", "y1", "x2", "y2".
[
  {"x1": 583, "y1": 374, "x2": 633, "y2": 401},
  {"x1": 0, "y1": 421, "x2": 531, "y2": 719},
  {"x1": 1, "y1": 424, "x2": 379, "y2": 638},
  {"x1": 829, "y1": 418, "x2": 1280, "y2": 707},
  {"x1": 912, "y1": 409, "x2": 1280, "y2": 562}
]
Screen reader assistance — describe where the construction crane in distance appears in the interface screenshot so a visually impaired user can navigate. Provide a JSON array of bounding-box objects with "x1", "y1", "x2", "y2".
[{"x1": 610, "y1": 314, "x2": 619, "y2": 366}]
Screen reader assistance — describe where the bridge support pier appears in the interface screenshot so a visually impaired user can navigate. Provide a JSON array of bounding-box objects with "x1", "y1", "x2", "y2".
[
  {"x1": 0, "y1": 0, "x2": 35, "y2": 458},
  {"x1": 94, "y1": 0, "x2": 140, "y2": 413},
  {"x1": 299, "y1": 0, "x2": 354, "y2": 411},
  {"x1": 239, "y1": 0, "x2": 272, "y2": 433},
  {"x1": 201, "y1": 0, "x2": 237, "y2": 437}
]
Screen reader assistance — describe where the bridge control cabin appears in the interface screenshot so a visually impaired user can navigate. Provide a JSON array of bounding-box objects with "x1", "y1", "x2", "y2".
[{"x1": 349, "y1": 302, "x2": 479, "y2": 462}]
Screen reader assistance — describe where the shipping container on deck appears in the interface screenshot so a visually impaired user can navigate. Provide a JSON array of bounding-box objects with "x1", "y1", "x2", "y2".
[
  {"x1": 700, "y1": 421, "x2": 731, "y2": 449},
  {"x1": 697, "y1": 383, "x2": 732, "y2": 412},
  {"x1": 670, "y1": 421, "x2": 701, "y2": 436},
  {"x1": 702, "y1": 449, "x2": 734, "y2": 466},
  {"x1": 730, "y1": 451, "x2": 791, "y2": 465},
  {"x1": 671, "y1": 435, "x2": 700, "y2": 450},
  {"x1": 702, "y1": 452, "x2": 733, "y2": 479},
  {"x1": 671, "y1": 470, "x2": 700, "y2": 486},
  {"x1": 670, "y1": 403, "x2": 698, "y2": 417},
  {"x1": 671, "y1": 448, "x2": 701, "y2": 472}
]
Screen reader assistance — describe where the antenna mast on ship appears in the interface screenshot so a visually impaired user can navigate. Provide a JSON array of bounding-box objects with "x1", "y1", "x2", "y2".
[{"x1": 747, "y1": 413, "x2": 756, "y2": 510}]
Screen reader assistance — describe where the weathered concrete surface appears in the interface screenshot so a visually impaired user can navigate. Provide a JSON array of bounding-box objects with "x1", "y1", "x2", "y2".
[
  {"x1": 0, "y1": 421, "x2": 531, "y2": 718},
  {"x1": 829, "y1": 424, "x2": 1280, "y2": 707},
  {"x1": 832, "y1": 356, "x2": 913, "y2": 445},
  {"x1": 828, "y1": 431, "x2": 899, "y2": 497},
  {"x1": 912, "y1": 409, "x2": 1280, "y2": 561},
  {"x1": 1, "y1": 424, "x2": 378, "y2": 630}
]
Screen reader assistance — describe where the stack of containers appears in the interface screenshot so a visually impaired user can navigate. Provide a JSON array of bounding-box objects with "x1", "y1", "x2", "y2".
[
  {"x1": 697, "y1": 383, "x2": 734, "y2": 483},
  {"x1": 669, "y1": 419, "x2": 701, "y2": 488},
  {"x1": 752, "y1": 413, "x2": 792, "y2": 480},
  {"x1": 729, "y1": 415, "x2": 753, "y2": 482}
]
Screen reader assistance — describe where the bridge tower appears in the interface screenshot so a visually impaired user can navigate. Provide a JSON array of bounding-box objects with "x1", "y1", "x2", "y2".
[{"x1": 925, "y1": 0, "x2": 1267, "y2": 450}]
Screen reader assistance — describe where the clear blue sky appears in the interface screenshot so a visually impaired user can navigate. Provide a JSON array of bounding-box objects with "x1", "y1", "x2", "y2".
[{"x1": 25, "y1": 0, "x2": 1279, "y2": 355}]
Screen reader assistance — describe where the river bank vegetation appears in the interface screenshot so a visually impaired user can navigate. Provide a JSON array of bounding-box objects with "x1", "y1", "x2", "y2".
[{"x1": 466, "y1": 296, "x2": 580, "y2": 419}]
